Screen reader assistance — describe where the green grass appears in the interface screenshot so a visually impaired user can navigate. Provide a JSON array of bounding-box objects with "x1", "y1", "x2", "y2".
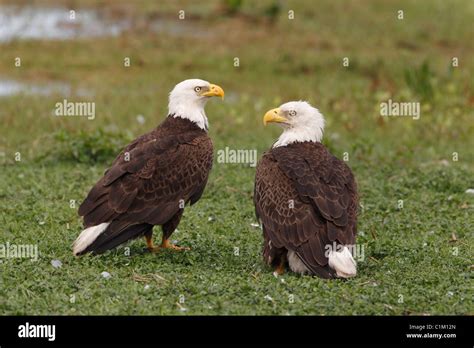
[{"x1": 0, "y1": 0, "x2": 473, "y2": 315}]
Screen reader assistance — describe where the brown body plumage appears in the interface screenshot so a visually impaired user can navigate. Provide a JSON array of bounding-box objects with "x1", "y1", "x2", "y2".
[
  {"x1": 75, "y1": 116, "x2": 213, "y2": 255},
  {"x1": 254, "y1": 141, "x2": 358, "y2": 278}
]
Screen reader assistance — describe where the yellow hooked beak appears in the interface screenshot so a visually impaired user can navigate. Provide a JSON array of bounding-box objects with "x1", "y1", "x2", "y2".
[
  {"x1": 263, "y1": 108, "x2": 288, "y2": 126},
  {"x1": 202, "y1": 83, "x2": 225, "y2": 99}
]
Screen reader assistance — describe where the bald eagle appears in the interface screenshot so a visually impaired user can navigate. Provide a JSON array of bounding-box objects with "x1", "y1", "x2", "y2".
[
  {"x1": 73, "y1": 79, "x2": 224, "y2": 255},
  {"x1": 254, "y1": 101, "x2": 358, "y2": 278}
]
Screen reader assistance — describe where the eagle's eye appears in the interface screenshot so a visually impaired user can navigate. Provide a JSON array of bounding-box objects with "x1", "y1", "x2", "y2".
[
  {"x1": 289, "y1": 110, "x2": 297, "y2": 117},
  {"x1": 194, "y1": 86, "x2": 202, "y2": 93}
]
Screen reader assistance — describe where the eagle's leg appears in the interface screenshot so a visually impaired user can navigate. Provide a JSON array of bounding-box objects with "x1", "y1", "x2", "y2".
[
  {"x1": 161, "y1": 209, "x2": 189, "y2": 251},
  {"x1": 274, "y1": 258, "x2": 286, "y2": 275},
  {"x1": 148, "y1": 210, "x2": 189, "y2": 252},
  {"x1": 145, "y1": 231, "x2": 157, "y2": 251},
  {"x1": 264, "y1": 235, "x2": 287, "y2": 275}
]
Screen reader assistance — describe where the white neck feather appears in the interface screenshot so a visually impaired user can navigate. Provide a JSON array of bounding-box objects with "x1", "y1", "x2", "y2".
[
  {"x1": 168, "y1": 97, "x2": 209, "y2": 130},
  {"x1": 273, "y1": 125, "x2": 323, "y2": 148}
]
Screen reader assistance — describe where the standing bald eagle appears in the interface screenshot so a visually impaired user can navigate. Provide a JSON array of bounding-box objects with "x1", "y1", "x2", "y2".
[
  {"x1": 254, "y1": 101, "x2": 358, "y2": 278},
  {"x1": 73, "y1": 79, "x2": 224, "y2": 255}
]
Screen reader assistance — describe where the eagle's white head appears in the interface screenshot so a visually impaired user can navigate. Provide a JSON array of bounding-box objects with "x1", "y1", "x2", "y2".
[
  {"x1": 263, "y1": 101, "x2": 325, "y2": 148},
  {"x1": 168, "y1": 78, "x2": 224, "y2": 130}
]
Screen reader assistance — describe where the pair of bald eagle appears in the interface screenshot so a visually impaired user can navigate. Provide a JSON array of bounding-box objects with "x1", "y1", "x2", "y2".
[{"x1": 73, "y1": 79, "x2": 358, "y2": 279}]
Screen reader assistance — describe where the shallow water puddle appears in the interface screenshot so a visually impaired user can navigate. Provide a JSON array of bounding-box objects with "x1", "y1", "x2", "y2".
[
  {"x1": 0, "y1": 5, "x2": 211, "y2": 42},
  {"x1": 0, "y1": 5, "x2": 128, "y2": 42},
  {"x1": 0, "y1": 79, "x2": 92, "y2": 97}
]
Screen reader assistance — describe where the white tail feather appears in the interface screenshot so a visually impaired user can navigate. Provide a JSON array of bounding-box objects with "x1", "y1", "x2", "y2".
[
  {"x1": 328, "y1": 246, "x2": 357, "y2": 278},
  {"x1": 73, "y1": 222, "x2": 110, "y2": 255}
]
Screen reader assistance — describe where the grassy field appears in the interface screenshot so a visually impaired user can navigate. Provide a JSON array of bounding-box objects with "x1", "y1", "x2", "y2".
[{"x1": 0, "y1": 0, "x2": 473, "y2": 315}]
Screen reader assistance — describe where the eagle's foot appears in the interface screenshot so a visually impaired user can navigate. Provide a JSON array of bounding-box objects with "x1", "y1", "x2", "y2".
[
  {"x1": 165, "y1": 244, "x2": 190, "y2": 251},
  {"x1": 147, "y1": 245, "x2": 190, "y2": 253},
  {"x1": 161, "y1": 238, "x2": 190, "y2": 251},
  {"x1": 145, "y1": 235, "x2": 190, "y2": 252},
  {"x1": 147, "y1": 245, "x2": 189, "y2": 253},
  {"x1": 273, "y1": 260, "x2": 286, "y2": 276}
]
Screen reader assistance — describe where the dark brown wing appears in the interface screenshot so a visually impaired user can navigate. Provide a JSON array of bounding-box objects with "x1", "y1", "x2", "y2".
[
  {"x1": 78, "y1": 121, "x2": 213, "y2": 231},
  {"x1": 254, "y1": 142, "x2": 358, "y2": 278}
]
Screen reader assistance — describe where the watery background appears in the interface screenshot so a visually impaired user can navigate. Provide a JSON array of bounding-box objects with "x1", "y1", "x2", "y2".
[{"x1": 0, "y1": 0, "x2": 473, "y2": 315}]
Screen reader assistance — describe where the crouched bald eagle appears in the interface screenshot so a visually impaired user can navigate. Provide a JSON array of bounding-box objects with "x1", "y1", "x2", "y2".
[
  {"x1": 73, "y1": 79, "x2": 224, "y2": 255},
  {"x1": 254, "y1": 101, "x2": 358, "y2": 278}
]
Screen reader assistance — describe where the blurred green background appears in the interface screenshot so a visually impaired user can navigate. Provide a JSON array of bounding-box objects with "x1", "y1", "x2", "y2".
[{"x1": 0, "y1": 0, "x2": 472, "y2": 315}]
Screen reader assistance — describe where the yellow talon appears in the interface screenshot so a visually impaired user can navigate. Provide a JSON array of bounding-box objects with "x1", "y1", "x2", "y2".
[{"x1": 145, "y1": 235, "x2": 190, "y2": 252}]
